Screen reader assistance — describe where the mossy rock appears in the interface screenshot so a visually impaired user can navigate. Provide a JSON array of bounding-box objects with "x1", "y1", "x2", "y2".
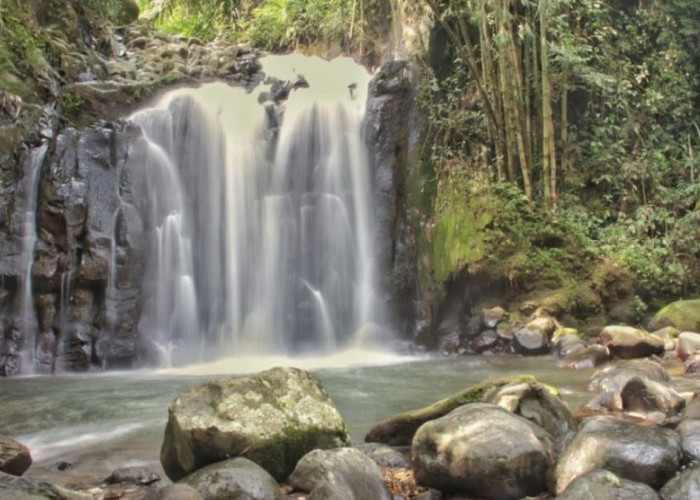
[
  {"x1": 649, "y1": 299, "x2": 700, "y2": 333},
  {"x1": 364, "y1": 375, "x2": 537, "y2": 446},
  {"x1": 538, "y1": 285, "x2": 602, "y2": 319}
]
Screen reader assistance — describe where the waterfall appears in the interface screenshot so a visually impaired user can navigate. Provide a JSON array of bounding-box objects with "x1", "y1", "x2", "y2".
[{"x1": 127, "y1": 55, "x2": 378, "y2": 363}]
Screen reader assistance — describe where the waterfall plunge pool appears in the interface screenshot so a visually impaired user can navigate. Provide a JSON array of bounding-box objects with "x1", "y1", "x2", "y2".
[{"x1": 0, "y1": 354, "x2": 595, "y2": 486}]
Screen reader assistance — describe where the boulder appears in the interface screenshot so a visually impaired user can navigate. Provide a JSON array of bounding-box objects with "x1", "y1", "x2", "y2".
[
  {"x1": 556, "y1": 469, "x2": 660, "y2": 500},
  {"x1": 589, "y1": 359, "x2": 670, "y2": 393},
  {"x1": 482, "y1": 306, "x2": 506, "y2": 328},
  {"x1": 0, "y1": 471, "x2": 91, "y2": 499},
  {"x1": 364, "y1": 375, "x2": 536, "y2": 446},
  {"x1": 160, "y1": 367, "x2": 350, "y2": 481},
  {"x1": 677, "y1": 419, "x2": 700, "y2": 462},
  {"x1": 356, "y1": 443, "x2": 410, "y2": 469},
  {"x1": 684, "y1": 353, "x2": 700, "y2": 374},
  {"x1": 552, "y1": 415, "x2": 681, "y2": 494},
  {"x1": 649, "y1": 299, "x2": 700, "y2": 332},
  {"x1": 552, "y1": 330, "x2": 585, "y2": 358},
  {"x1": 288, "y1": 447, "x2": 391, "y2": 500},
  {"x1": 600, "y1": 326, "x2": 664, "y2": 359},
  {"x1": 0, "y1": 435, "x2": 31, "y2": 476},
  {"x1": 482, "y1": 381, "x2": 575, "y2": 442},
  {"x1": 471, "y1": 330, "x2": 498, "y2": 353},
  {"x1": 411, "y1": 403, "x2": 553, "y2": 500},
  {"x1": 659, "y1": 461, "x2": 700, "y2": 500},
  {"x1": 562, "y1": 345, "x2": 609, "y2": 370},
  {"x1": 619, "y1": 376, "x2": 685, "y2": 418},
  {"x1": 104, "y1": 466, "x2": 160, "y2": 485},
  {"x1": 155, "y1": 484, "x2": 203, "y2": 500},
  {"x1": 180, "y1": 457, "x2": 280, "y2": 500},
  {"x1": 513, "y1": 317, "x2": 555, "y2": 355},
  {"x1": 676, "y1": 331, "x2": 700, "y2": 361}
]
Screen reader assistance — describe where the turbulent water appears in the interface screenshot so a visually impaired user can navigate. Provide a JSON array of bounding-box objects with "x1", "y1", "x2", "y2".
[
  {"x1": 125, "y1": 55, "x2": 377, "y2": 364},
  {"x1": 0, "y1": 355, "x2": 595, "y2": 485}
]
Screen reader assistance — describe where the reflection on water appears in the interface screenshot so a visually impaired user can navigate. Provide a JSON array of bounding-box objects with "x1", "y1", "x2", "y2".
[{"x1": 0, "y1": 355, "x2": 594, "y2": 485}]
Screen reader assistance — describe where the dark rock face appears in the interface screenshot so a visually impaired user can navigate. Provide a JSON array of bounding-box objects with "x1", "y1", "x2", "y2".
[
  {"x1": 553, "y1": 415, "x2": 681, "y2": 494},
  {"x1": 364, "y1": 60, "x2": 422, "y2": 338},
  {"x1": 0, "y1": 120, "x2": 147, "y2": 374},
  {"x1": 411, "y1": 403, "x2": 554, "y2": 500}
]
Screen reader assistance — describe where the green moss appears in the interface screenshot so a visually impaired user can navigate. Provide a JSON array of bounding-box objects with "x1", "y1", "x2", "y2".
[{"x1": 650, "y1": 299, "x2": 700, "y2": 332}]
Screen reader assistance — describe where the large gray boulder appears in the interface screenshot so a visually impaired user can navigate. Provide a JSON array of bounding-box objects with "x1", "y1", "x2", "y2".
[
  {"x1": 411, "y1": 403, "x2": 553, "y2": 500},
  {"x1": 180, "y1": 457, "x2": 280, "y2": 500},
  {"x1": 160, "y1": 367, "x2": 350, "y2": 481},
  {"x1": 513, "y1": 317, "x2": 555, "y2": 355},
  {"x1": 0, "y1": 435, "x2": 31, "y2": 476},
  {"x1": 589, "y1": 359, "x2": 670, "y2": 393},
  {"x1": 677, "y1": 419, "x2": 700, "y2": 462},
  {"x1": 600, "y1": 326, "x2": 664, "y2": 359},
  {"x1": 288, "y1": 447, "x2": 391, "y2": 500},
  {"x1": 553, "y1": 415, "x2": 681, "y2": 494},
  {"x1": 659, "y1": 461, "x2": 700, "y2": 500},
  {"x1": 556, "y1": 470, "x2": 660, "y2": 500}
]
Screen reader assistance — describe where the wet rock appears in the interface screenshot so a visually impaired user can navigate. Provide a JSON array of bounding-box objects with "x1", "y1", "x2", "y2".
[
  {"x1": 678, "y1": 419, "x2": 700, "y2": 462},
  {"x1": 471, "y1": 329, "x2": 498, "y2": 353},
  {"x1": 600, "y1": 325, "x2": 665, "y2": 359},
  {"x1": 482, "y1": 381, "x2": 575, "y2": 443},
  {"x1": 412, "y1": 403, "x2": 553, "y2": 500},
  {"x1": 482, "y1": 306, "x2": 506, "y2": 328},
  {"x1": 356, "y1": 443, "x2": 410, "y2": 468},
  {"x1": 562, "y1": 344, "x2": 609, "y2": 370},
  {"x1": 685, "y1": 353, "x2": 700, "y2": 374},
  {"x1": 288, "y1": 447, "x2": 391, "y2": 500},
  {"x1": 649, "y1": 299, "x2": 700, "y2": 333},
  {"x1": 0, "y1": 435, "x2": 31, "y2": 476},
  {"x1": 552, "y1": 415, "x2": 681, "y2": 494},
  {"x1": 155, "y1": 484, "x2": 203, "y2": 500},
  {"x1": 676, "y1": 331, "x2": 700, "y2": 361},
  {"x1": 552, "y1": 329, "x2": 584, "y2": 358},
  {"x1": 619, "y1": 376, "x2": 685, "y2": 418},
  {"x1": 181, "y1": 457, "x2": 280, "y2": 500},
  {"x1": 513, "y1": 317, "x2": 555, "y2": 355},
  {"x1": 556, "y1": 469, "x2": 660, "y2": 500},
  {"x1": 659, "y1": 461, "x2": 700, "y2": 499},
  {"x1": 105, "y1": 466, "x2": 160, "y2": 485},
  {"x1": 160, "y1": 367, "x2": 350, "y2": 481},
  {"x1": 0, "y1": 470, "x2": 91, "y2": 499},
  {"x1": 364, "y1": 375, "x2": 536, "y2": 446},
  {"x1": 589, "y1": 359, "x2": 670, "y2": 393}
]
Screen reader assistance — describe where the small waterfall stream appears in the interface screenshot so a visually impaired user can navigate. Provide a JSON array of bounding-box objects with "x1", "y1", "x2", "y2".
[{"x1": 126, "y1": 55, "x2": 377, "y2": 363}]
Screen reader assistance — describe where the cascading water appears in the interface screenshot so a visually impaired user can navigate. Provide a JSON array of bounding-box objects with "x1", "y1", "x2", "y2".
[{"x1": 127, "y1": 55, "x2": 379, "y2": 364}]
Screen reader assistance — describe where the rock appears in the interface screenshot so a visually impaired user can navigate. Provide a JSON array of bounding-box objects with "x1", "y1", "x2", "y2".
[
  {"x1": 482, "y1": 306, "x2": 506, "y2": 328},
  {"x1": 161, "y1": 367, "x2": 350, "y2": 481},
  {"x1": 562, "y1": 345, "x2": 609, "y2": 370},
  {"x1": 356, "y1": 443, "x2": 410, "y2": 469},
  {"x1": 682, "y1": 393, "x2": 700, "y2": 420},
  {"x1": 364, "y1": 375, "x2": 536, "y2": 446},
  {"x1": 513, "y1": 317, "x2": 555, "y2": 355},
  {"x1": 589, "y1": 359, "x2": 670, "y2": 393},
  {"x1": 659, "y1": 461, "x2": 700, "y2": 500},
  {"x1": 180, "y1": 457, "x2": 280, "y2": 500},
  {"x1": 676, "y1": 331, "x2": 700, "y2": 361},
  {"x1": 650, "y1": 326, "x2": 680, "y2": 341},
  {"x1": 552, "y1": 330, "x2": 584, "y2": 358},
  {"x1": 556, "y1": 469, "x2": 660, "y2": 500},
  {"x1": 685, "y1": 353, "x2": 700, "y2": 374},
  {"x1": 155, "y1": 484, "x2": 203, "y2": 500},
  {"x1": 411, "y1": 403, "x2": 553, "y2": 500},
  {"x1": 288, "y1": 448, "x2": 391, "y2": 500},
  {"x1": 649, "y1": 299, "x2": 700, "y2": 332},
  {"x1": 105, "y1": 466, "x2": 160, "y2": 485},
  {"x1": 552, "y1": 415, "x2": 681, "y2": 494},
  {"x1": 619, "y1": 376, "x2": 685, "y2": 418},
  {"x1": 0, "y1": 470, "x2": 91, "y2": 499},
  {"x1": 600, "y1": 325, "x2": 665, "y2": 359},
  {"x1": 678, "y1": 419, "x2": 700, "y2": 462},
  {"x1": 0, "y1": 435, "x2": 31, "y2": 476},
  {"x1": 471, "y1": 329, "x2": 498, "y2": 353},
  {"x1": 482, "y1": 381, "x2": 575, "y2": 443}
]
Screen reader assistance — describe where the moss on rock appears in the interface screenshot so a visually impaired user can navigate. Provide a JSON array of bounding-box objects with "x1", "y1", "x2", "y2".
[{"x1": 649, "y1": 299, "x2": 700, "y2": 333}]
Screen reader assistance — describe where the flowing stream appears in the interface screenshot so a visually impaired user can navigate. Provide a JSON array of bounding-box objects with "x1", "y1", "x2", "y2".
[{"x1": 0, "y1": 355, "x2": 594, "y2": 486}]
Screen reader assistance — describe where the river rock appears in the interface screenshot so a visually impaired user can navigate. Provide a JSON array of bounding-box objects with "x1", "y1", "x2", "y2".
[
  {"x1": 562, "y1": 344, "x2": 609, "y2": 369},
  {"x1": 482, "y1": 306, "x2": 507, "y2": 328},
  {"x1": 677, "y1": 419, "x2": 700, "y2": 462},
  {"x1": 552, "y1": 415, "x2": 681, "y2": 494},
  {"x1": 0, "y1": 435, "x2": 31, "y2": 476},
  {"x1": 589, "y1": 359, "x2": 670, "y2": 393},
  {"x1": 364, "y1": 375, "x2": 536, "y2": 446},
  {"x1": 104, "y1": 466, "x2": 160, "y2": 485},
  {"x1": 288, "y1": 447, "x2": 391, "y2": 500},
  {"x1": 600, "y1": 325, "x2": 665, "y2": 359},
  {"x1": 411, "y1": 403, "x2": 553, "y2": 500},
  {"x1": 482, "y1": 381, "x2": 575, "y2": 443},
  {"x1": 161, "y1": 367, "x2": 350, "y2": 481},
  {"x1": 0, "y1": 471, "x2": 91, "y2": 499},
  {"x1": 180, "y1": 457, "x2": 280, "y2": 500},
  {"x1": 552, "y1": 331, "x2": 584, "y2": 358},
  {"x1": 676, "y1": 331, "x2": 700, "y2": 360},
  {"x1": 155, "y1": 484, "x2": 203, "y2": 500},
  {"x1": 659, "y1": 461, "x2": 700, "y2": 500},
  {"x1": 556, "y1": 469, "x2": 660, "y2": 500},
  {"x1": 513, "y1": 317, "x2": 555, "y2": 355},
  {"x1": 649, "y1": 299, "x2": 700, "y2": 332},
  {"x1": 356, "y1": 443, "x2": 410, "y2": 468},
  {"x1": 471, "y1": 329, "x2": 498, "y2": 353},
  {"x1": 619, "y1": 376, "x2": 685, "y2": 418}
]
